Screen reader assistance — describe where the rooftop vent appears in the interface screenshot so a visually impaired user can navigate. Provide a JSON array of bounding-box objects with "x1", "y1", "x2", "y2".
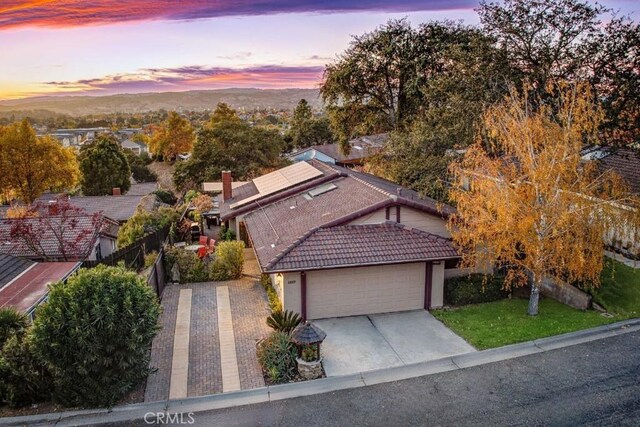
[{"x1": 307, "y1": 183, "x2": 337, "y2": 198}]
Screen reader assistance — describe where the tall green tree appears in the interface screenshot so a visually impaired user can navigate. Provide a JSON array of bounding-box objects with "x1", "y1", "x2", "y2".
[
  {"x1": 478, "y1": 0, "x2": 639, "y2": 146},
  {"x1": 367, "y1": 22, "x2": 513, "y2": 200},
  {"x1": 78, "y1": 135, "x2": 131, "y2": 196},
  {"x1": 321, "y1": 19, "x2": 423, "y2": 146},
  {"x1": 0, "y1": 119, "x2": 79, "y2": 204},
  {"x1": 286, "y1": 99, "x2": 333, "y2": 150},
  {"x1": 173, "y1": 104, "x2": 285, "y2": 190}
]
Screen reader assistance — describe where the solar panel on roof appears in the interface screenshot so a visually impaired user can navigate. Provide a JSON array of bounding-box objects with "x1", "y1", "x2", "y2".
[{"x1": 230, "y1": 162, "x2": 323, "y2": 209}]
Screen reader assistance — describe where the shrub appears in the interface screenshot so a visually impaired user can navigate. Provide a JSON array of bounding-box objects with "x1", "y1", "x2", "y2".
[
  {"x1": 266, "y1": 310, "x2": 301, "y2": 334},
  {"x1": 0, "y1": 307, "x2": 29, "y2": 348},
  {"x1": 257, "y1": 332, "x2": 297, "y2": 384},
  {"x1": 261, "y1": 274, "x2": 282, "y2": 313},
  {"x1": 218, "y1": 225, "x2": 236, "y2": 241},
  {"x1": 154, "y1": 189, "x2": 177, "y2": 205},
  {"x1": 165, "y1": 247, "x2": 209, "y2": 283},
  {"x1": 0, "y1": 334, "x2": 51, "y2": 407},
  {"x1": 209, "y1": 241, "x2": 244, "y2": 281},
  {"x1": 131, "y1": 164, "x2": 158, "y2": 183},
  {"x1": 184, "y1": 190, "x2": 199, "y2": 204},
  {"x1": 444, "y1": 274, "x2": 509, "y2": 306},
  {"x1": 117, "y1": 207, "x2": 179, "y2": 248},
  {"x1": 30, "y1": 265, "x2": 160, "y2": 407},
  {"x1": 301, "y1": 345, "x2": 318, "y2": 362},
  {"x1": 144, "y1": 251, "x2": 159, "y2": 269}
]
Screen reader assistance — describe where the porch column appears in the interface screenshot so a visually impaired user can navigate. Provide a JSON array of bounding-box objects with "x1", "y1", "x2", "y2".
[
  {"x1": 301, "y1": 271, "x2": 307, "y2": 321},
  {"x1": 424, "y1": 262, "x2": 433, "y2": 310}
]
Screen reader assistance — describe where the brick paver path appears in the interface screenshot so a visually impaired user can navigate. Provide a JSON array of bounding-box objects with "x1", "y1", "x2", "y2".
[{"x1": 144, "y1": 270, "x2": 271, "y2": 402}]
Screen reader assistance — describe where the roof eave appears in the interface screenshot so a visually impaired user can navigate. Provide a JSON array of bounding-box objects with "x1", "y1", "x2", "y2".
[{"x1": 264, "y1": 255, "x2": 461, "y2": 274}]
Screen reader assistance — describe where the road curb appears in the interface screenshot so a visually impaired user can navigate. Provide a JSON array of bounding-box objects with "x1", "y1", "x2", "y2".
[{"x1": 2, "y1": 318, "x2": 638, "y2": 426}]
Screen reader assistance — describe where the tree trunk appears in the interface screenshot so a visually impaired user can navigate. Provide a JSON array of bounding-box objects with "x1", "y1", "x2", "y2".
[{"x1": 528, "y1": 280, "x2": 540, "y2": 316}]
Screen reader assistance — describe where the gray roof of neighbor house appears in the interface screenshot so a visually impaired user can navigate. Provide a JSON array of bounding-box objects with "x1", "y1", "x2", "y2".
[
  {"x1": 598, "y1": 148, "x2": 640, "y2": 195},
  {"x1": 288, "y1": 134, "x2": 388, "y2": 164},
  {"x1": 242, "y1": 162, "x2": 456, "y2": 273},
  {"x1": 0, "y1": 214, "x2": 116, "y2": 262},
  {"x1": 120, "y1": 139, "x2": 144, "y2": 150},
  {"x1": 0, "y1": 253, "x2": 34, "y2": 289},
  {"x1": 266, "y1": 222, "x2": 458, "y2": 272}
]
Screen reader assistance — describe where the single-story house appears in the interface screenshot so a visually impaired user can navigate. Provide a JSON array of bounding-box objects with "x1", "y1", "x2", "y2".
[
  {"x1": 220, "y1": 160, "x2": 463, "y2": 320},
  {"x1": 582, "y1": 147, "x2": 640, "y2": 257},
  {"x1": 0, "y1": 213, "x2": 118, "y2": 262},
  {"x1": 287, "y1": 133, "x2": 388, "y2": 166},
  {"x1": 0, "y1": 253, "x2": 80, "y2": 319},
  {"x1": 120, "y1": 139, "x2": 148, "y2": 155},
  {"x1": 0, "y1": 187, "x2": 158, "y2": 224}
]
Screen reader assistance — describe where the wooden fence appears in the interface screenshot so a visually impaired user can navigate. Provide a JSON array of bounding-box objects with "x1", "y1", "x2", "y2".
[{"x1": 146, "y1": 248, "x2": 167, "y2": 297}]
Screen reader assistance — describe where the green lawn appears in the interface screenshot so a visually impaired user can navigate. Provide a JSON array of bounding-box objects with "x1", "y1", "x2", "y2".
[
  {"x1": 591, "y1": 259, "x2": 640, "y2": 318},
  {"x1": 432, "y1": 299, "x2": 618, "y2": 350}
]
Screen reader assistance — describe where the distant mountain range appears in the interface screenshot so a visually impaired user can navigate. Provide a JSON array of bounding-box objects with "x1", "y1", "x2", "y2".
[{"x1": 0, "y1": 88, "x2": 323, "y2": 116}]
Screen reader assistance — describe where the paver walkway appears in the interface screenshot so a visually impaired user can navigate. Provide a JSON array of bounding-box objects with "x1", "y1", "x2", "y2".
[
  {"x1": 168, "y1": 289, "x2": 192, "y2": 399},
  {"x1": 144, "y1": 274, "x2": 271, "y2": 402},
  {"x1": 216, "y1": 286, "x2": 241, "y2": 392}
]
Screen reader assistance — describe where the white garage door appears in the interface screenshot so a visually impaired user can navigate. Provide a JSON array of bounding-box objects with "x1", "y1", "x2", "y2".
[{"x1": 306, "y1": 263, "x2": 425, "y2": 319}]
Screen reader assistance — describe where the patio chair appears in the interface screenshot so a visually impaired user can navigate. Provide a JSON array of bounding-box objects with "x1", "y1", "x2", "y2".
[
  {"x1": 208, "y1": 239, "x2": 216, "y2": 254},
  {"x1": 199, "y1": 235, "x2": 209, "y2": 246},
  {"x1": 197, "y1": 246, "x2": 207, "y2": 259}
]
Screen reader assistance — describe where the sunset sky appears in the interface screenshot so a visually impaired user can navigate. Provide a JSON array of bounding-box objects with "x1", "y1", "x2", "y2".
[{"x1": 0, "y1": 0, "x2": 637, "y2": 100}]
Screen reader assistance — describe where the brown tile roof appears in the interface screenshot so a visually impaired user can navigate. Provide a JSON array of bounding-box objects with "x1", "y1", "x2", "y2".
[
  {"x1": 246, "y1": 175, "x2": 391, "y2": 269},
  {"x1": 599, "y1": 148, "x2": 640, "y2": 194},
  {"x1": 0, "y1": 215, "x2": 114, "y2": 261},
  {"x1": 266, "y1": 223, "x2": 458, "y2": 272}
]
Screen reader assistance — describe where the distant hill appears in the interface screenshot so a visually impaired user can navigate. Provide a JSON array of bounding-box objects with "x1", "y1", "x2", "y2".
[{"x1": 0, "y1": 88, "x2": 323, "y2": 116}]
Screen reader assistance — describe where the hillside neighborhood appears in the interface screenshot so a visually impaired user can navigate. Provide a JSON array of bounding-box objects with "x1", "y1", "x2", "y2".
[{"x1": 0, "y1": 0, "x2": 639, "y2": 425}]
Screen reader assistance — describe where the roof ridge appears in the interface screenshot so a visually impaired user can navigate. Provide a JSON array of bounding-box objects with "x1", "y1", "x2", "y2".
[
  {"x1": 347, "y1": 174, "x2": 395, "y2": 199},
  {"x1": 265, "y1": 226, "x2": 322, "y2": 270}
]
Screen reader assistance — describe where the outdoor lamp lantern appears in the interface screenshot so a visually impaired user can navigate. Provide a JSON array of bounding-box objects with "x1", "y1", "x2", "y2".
[{"x1": 291, "y1": 321, "x2": 326, "y2": 380}]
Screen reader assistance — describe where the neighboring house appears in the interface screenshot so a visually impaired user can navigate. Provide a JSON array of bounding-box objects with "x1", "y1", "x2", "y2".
[
  {"x1": 0, "y1": 214, "x2": 118, "y2": 262},
  {"x1": 120, "y1": 139, "x2": 148, "y2": 155},
  {"x1": 220, "y1": 160, "x2": 463, "y2": 320},
  {"x1": 585, "y1": 147, "x2": 640, "y2": 257},
  {"x1": 0, "y1": 188, "x2": 158, "y2": 225},
  {"x1": 287, "y1": 133, "x2": 388, "y2": 166},
  {"x1": 0, "y1": 253, "x2": 80, "y2": 319}
]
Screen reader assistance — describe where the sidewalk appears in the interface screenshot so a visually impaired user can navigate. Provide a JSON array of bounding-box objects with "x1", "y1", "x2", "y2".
[{"x1": 3, "y1": 318, "x2": 639, "y2": 427}]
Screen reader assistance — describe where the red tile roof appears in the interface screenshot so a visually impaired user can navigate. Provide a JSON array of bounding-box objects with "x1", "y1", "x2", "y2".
[
  {"x1": 266, "y1": 223, "x2": 458, "y2": 272},
  {"x1": 0, "y1": 261, "x2": 79, "y2": 313}
]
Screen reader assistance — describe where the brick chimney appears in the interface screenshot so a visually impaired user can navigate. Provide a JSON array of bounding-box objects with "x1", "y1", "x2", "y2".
[
  {"x1": 112, "y1": 187, "x2": 121, "y2": 196},
  {"x1": 48, "y1": 200, "x2": 58, "y2": 215},
  {"x1": 222, "y1": 171, "x2": 232, "y2": 202}
]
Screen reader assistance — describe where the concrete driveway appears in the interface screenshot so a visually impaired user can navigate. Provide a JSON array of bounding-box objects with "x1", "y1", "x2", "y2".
[{"x1": 314, "y1": 310, "x2": 475, "y2": 376}]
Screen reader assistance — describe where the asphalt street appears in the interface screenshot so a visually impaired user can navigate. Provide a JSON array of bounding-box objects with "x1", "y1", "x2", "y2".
[{"x1": 112, "y1": 331, "x2": 640, "y2": 427}]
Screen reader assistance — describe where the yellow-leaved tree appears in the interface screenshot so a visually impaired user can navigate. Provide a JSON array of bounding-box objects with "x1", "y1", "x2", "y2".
[
  {"x1": 148, "y1": 112, "x2": 194, "y2": 161},
  {"x1": 448, "y1": 83, "x2": 640, "y2": 316},
  {"x1": 0, "y1": 119, "x2": 79, "y2": 204}
]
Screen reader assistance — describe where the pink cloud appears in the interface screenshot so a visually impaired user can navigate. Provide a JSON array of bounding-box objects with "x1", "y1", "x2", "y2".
[{"x1": 0, "y1": 1, "x2": 476, "y2": 30}]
